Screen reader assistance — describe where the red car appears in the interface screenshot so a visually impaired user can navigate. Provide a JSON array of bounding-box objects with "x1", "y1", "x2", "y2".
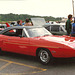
[{"x1": 0, "y1": 26, "x2": 75, "y2": 65}]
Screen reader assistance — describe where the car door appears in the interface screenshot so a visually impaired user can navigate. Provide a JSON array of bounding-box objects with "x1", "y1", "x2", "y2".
[{"x1": 1, "y1": 28, "x2": 30, "y2": 55}]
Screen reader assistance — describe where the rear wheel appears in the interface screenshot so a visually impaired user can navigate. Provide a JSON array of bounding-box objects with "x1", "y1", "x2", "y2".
[{"x1": 37, "y1": 49, "x2": 52, "y2": 65}]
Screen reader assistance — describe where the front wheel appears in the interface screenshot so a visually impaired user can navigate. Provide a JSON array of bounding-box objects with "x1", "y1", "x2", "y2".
[{"x1": 38, "y1": 49, "x2": 52, "y2": 65}]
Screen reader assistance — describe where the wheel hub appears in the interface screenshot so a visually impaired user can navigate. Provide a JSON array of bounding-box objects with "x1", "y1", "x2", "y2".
[{"x1": 39, "y1": 50, "x2": 50, "y2": 63}]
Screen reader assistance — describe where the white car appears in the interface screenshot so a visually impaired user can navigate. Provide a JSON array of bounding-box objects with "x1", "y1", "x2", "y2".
[{"x1": 31, "y1": 18, "x2": 67, "y2": 35}]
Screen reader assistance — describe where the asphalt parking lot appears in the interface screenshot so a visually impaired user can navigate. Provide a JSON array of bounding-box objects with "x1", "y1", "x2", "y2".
[
  {"x1": 0, "y1": 52, "x2": 47, "y2": 75},
  {"x1": 1, "y1": 52, "x2": 75, "y2": 75}
]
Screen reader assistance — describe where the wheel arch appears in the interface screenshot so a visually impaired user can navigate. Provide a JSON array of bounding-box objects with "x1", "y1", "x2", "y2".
[
  {"x1": 36, "y1": 47, "x2": 52, "y2": 57},
  {"x1": 36, "y1": 47, "x2": 53, "y2": 65}
]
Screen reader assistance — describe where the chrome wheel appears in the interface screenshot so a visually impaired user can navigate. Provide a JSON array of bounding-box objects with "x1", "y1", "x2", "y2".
[{"x1": 38, "y1": 49, "x2": 51, "y2": 64}]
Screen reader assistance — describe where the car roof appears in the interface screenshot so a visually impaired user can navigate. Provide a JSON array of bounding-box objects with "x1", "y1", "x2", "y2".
[
  {"x1": 43, "y1": 23, "x2": 65, "y2": 27},
  {"x1": 0, "y1": 26, "x2": 43, "y2": 34},
  {"x1": 3, "y1": 26, "x2": 42, "y2": 29}
]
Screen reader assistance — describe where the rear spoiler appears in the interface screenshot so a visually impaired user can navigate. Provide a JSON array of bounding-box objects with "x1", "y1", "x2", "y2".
[{"x1": 5, "y1": 23, "x2": 10, "y2": 27}]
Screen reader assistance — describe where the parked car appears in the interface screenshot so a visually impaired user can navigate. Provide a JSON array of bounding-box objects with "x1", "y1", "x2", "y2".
[
  {"x1": 31, "y1": 18, "x2": 67, "y2": 35},
  {"x1": 0, "y1": 23, "x2": 11, "y2": 31},
  {"x1": 0, "y1": 24, "x2": 7, "y2": 31},
  {"x1": 0, "y1": 26, "x2": 75, "y2": 65},
  {"x1": 44, "y1": 24, "x2": 67, "y2": 35}
]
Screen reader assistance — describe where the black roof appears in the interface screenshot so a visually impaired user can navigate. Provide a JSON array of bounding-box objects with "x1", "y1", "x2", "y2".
[
  {"x1": 0, "y1": 26, "x2": 42, "y2": 34},
  {"x1": 7, "y1": 26, "x2": 42, "y2": 29}
]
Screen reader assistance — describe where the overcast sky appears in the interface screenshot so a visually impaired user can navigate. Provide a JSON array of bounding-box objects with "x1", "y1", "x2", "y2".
[{"x1": 0, "y1": 0, "x2": 74, "y2": 17}]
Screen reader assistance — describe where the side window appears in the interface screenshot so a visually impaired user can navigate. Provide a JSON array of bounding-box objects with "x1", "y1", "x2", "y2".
[
  {"x1": 59, "y1": 27, "x2": 63, "y2": 32},
  {"x1": 3, "y1": 29, "x2": 16, "y2": 36},
  {"x1": 16, "y1": 29, "x2": 22, "y2": 37},
  {"x1": 45, "y1": 26, "x2": 50, "y2": 31},
  {"x1": 3, "y1": 29, "x2": 27, "y2": 37},
  {"x1": 51, "y1": 25, "x2": 59, "y2": 32},
  {"x1": 3, "y1": 29, "x2": 22, "y2": 37}
]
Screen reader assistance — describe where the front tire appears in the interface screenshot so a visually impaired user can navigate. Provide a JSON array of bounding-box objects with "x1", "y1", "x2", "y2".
[{"x1": 37, "y1": 49, "x2": 52, "y2": 65}]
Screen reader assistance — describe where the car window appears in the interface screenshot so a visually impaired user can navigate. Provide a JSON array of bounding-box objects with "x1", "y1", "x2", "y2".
[
  {"x1": 2, "y1": 29, "x2": 27, "y2": 37},
  {"x1": 0, "y1": 26, "x2": 4, "y2": 28},
  {"x1": 51, "y1": 25, "x2": 59, "y2": 32},
  {"x1": 59, "y1": 27, "x2": 63, "y2": 32},
  {"x1": 45, "y1": 26, "x2": 51, "y2": 31}
]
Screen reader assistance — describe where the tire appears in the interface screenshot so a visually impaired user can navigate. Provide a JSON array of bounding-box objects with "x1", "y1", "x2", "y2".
[
  {"x1": 0, "y1": 48, "x2": 2, "y2": 55},
  {"x1": 37, "y1": 49, "x2": 52, "y2": 65}
]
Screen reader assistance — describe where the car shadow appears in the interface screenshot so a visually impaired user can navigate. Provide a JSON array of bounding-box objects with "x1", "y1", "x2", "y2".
[
  {"x1": 0, "y1": 51, "x2": 38, "y2": 64},
  {"x1": 45, "y1": 58, "x2": 75, "y2": 68},
  {"x1": 1, "y1": 52, "x2": 75, "y2": 68}
]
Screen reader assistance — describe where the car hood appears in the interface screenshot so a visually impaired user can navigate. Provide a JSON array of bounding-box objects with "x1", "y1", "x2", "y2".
[
  {"x1": 39, "y1": 35, "x2": 75, "y2": 48},
  {"x1": 31, "y1": 18, "x2": 47, "y2": 26}
]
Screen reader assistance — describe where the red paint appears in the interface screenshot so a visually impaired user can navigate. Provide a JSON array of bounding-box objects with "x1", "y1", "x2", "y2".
[
  {"x1": 0, "y1": 34, "x2": 75, "y2": 58},
  {"x1": 5, "y1": 23, "x2": 10, "y2": 27}
]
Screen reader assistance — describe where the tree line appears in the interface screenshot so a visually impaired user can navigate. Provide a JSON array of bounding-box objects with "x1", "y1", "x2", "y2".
[{"x1": 0, "y1": 13, "x2": 62, "y2": 21}]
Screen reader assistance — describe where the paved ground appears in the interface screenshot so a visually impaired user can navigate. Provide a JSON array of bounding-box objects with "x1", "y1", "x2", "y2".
[{"x1": 0, "y1": 52, "x2": 75, "y2": 75}]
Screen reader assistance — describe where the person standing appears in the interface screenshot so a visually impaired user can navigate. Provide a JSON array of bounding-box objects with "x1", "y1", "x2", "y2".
[
  {"x1": 17, "y1": 20, "x2": 22, "y2": 26},
  {"x1": 66, "y1": 14, "x2": 72, "y2": 36},
  {"x1": 24, "y1": 18, "x2": 32, "y2": 26},
  {"x1": 22, "y1": 21, "x2": 25, "y2": 25},
  {"x1": 71, "y1": 19, "x2": 75, "y2": 36}
]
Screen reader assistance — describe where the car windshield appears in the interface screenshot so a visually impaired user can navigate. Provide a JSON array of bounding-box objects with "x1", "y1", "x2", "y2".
[{"x1": 26, "y1": 27, "x2": 52, "y2": 37}]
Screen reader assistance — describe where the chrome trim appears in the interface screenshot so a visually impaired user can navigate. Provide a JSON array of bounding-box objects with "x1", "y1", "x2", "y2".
[
  {"x1": 60, "y1": 25, "x2": 66, "y2": 32},
  {"x1": 23, "y1": 28, "x2": 30, "y2": 37}
]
